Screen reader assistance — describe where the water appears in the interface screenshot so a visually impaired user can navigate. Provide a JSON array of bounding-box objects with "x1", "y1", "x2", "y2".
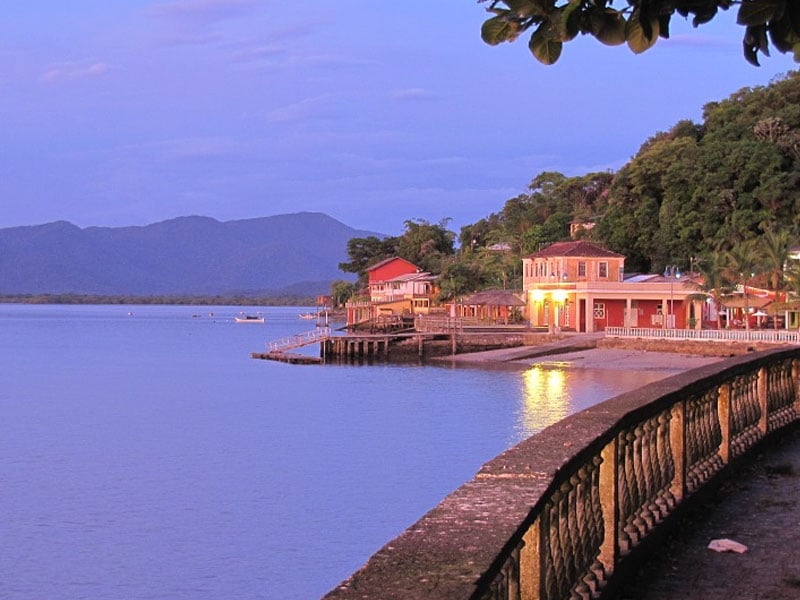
[{"x1": 0, "y1": 304, "x2": 664, "y2": 599}]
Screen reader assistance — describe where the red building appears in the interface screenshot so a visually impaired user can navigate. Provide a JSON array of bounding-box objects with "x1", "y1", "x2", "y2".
[
  {"x1": 345, "y1": 257, "x2": 438, "y2": 326},
  {"x1": 522, "y1": 241, "x2": 700, "y2": 333}
]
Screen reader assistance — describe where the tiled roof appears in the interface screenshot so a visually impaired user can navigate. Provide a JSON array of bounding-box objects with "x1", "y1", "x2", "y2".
[{"x1": 527, "y1": 241, "x2": 623, "y2": 259}]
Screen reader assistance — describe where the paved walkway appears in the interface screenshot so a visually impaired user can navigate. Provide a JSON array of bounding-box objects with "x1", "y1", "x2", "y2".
[
  {"x1": 617, "y1": 423, "x2": 800, "y2": 600},
  {"x1": 447, "y1": 336, "x2": 800, "y2": 598}
]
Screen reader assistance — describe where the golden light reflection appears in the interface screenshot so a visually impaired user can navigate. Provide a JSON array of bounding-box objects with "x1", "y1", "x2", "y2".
[
  {"x1": 520, "y1": 367, "x2": 571, "y2": 437},
  {"x1": 551, "y1": 289, "x2": 567, "y2": 303}
]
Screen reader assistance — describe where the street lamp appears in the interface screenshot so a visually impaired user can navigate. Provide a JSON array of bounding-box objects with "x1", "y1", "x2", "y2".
[{"x1": 664, "y1": 265, "x2": 682, "y2": 329}]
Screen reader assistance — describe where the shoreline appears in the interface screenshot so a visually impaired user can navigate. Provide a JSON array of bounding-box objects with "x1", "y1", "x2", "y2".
[
  {"x1": 513, "y1": 347, "x2": 725, "y2": 373},
  {"x1": 435, "y1": 334, "x2": 730, "y2": 375}
]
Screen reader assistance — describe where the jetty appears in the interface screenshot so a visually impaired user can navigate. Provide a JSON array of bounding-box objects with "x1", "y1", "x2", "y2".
[{"x1": 250, "y1": 351, "x2": 321, "y2": 364}]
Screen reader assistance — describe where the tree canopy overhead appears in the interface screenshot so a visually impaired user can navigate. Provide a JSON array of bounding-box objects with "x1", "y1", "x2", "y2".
[{"x1": 480, "y1": 0, "x2": 800, "y2": 66}]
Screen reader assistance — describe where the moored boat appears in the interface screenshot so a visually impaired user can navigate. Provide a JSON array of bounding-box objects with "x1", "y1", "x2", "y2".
[{"x1": 235, "y1": 312, "x2": 264, "y2": 323}]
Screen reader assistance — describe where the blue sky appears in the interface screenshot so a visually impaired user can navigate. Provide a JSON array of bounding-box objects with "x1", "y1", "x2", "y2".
[{"x1": 0, "y1": 1, "x2": 795, "y2": 236}]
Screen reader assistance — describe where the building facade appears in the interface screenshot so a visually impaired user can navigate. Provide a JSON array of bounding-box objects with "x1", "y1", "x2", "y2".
[
  {"x1": 345, "y1": 257, "x2": 438, "y2": 326},
  {"x1": 522, "y1": 241, "x2": 701, "y2": 333}
]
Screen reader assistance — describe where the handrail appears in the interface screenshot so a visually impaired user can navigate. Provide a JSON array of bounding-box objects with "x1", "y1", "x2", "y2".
[
  {"x1": 606, "y1": 326, "x2": 800, "y2": 344},
  {"x1": 324, "y1": 347, "x2": 800, "y2": 599},
  {"x1": 267, "y1": 327, "x2": 331, "y2": 353}
]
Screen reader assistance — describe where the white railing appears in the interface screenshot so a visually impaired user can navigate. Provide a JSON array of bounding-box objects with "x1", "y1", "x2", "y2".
[
  {"x1": 606, "y1": 327, "x2": 800, "y2": 344},
  {"x1": 268, "y1": 327, "x2": 331, "y2": 353}
]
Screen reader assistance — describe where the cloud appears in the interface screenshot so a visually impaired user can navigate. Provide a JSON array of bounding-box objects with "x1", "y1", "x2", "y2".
[
  {"x1": 288, "y1": 54, "x2": 380, "y2": 69},
  {"x1": 40, "y1": 60, "x2": 112, "y2": 83},
  {"x1": 390, "y1": 88, "x2": 439, "y2": 102},
  {"x1": 120, "y1": 136, "x2": 249, "y2": 160},
  {"x1": 229, "y1": 43, "x2": 286, "y2": 62},
  {"x1": 148, "y1": 0, "x2": 260, "y2": 23},
  {"x1": 265, "y1": 95, "x2": 346, "y2": 123}
]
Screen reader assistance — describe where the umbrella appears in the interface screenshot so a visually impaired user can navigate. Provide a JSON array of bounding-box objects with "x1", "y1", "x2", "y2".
[{"x1": 753, "y1": 310, "x2": 768, "y2": 317}]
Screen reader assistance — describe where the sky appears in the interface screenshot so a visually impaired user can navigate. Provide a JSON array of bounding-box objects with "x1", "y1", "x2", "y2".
[{"x1": 0, "y1": 1, "x2": 796, "y2": 237}]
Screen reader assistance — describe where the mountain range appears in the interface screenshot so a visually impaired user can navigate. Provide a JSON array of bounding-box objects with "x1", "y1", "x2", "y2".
[{"x1": 0, "y1": 212, "x2": 378, "y2": 296}]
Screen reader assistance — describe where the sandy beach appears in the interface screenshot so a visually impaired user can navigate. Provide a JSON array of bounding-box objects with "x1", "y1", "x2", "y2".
[
  {"x1": 516, "y1": 347, "x2": 725, "y2": 373},
  {"x1": 438, "y1": 336, "x2": 727, "y2": 377}
]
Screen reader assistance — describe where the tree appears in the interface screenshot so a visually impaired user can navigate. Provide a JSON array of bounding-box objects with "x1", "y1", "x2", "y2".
[
  {"x1": 725, "y1": 240, "x2": 759, "y2": 329},
  {"x1": 479, "y1": 0, "x2": 800, "y2": 66},
  {"x1": 395, "y1": 218, "x2": 456, "y2": 273},
  {"x1": 338, "y1": 235, "x2": 398, "y2": 285},
  {"x1": 330, "y1": 280, "x2": 358, "y2": 307},
  {"x1": 690, "y1": 252, "x2": 732, "y2": 330},
  {"x1": 438, "y1": 260, "x2": 484, "y2": 300},
  {"x1": 758, "y1": 226, "x2": 793, "y2": 327}
]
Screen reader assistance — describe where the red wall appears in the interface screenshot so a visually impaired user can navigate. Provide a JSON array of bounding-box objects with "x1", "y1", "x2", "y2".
[
  {"x1": 368, "y1": 258, "x2": 418, "y2": 283},
  {"x1": 593, "y1": 300, "x2": 625, "y2": 331}
]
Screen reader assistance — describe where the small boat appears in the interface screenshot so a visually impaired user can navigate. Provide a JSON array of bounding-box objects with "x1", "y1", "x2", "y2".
[
  {"x1": 235, "y1": 312, "x2": 264, "y2": 323},
  {"x1": 299, "y1": 313, "x2": 317, "y2": 320}
]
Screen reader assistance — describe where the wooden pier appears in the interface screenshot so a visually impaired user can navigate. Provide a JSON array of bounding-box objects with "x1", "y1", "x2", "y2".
[
  {"x1": 323, "y1": 335, "x2": 393, "y2": 361},
  {"x1": 251, "y1": 351, "x2": 322, "y2": 364},
  {"x1": 253, "y1": 327, "x2": 462, "y2": 365}
]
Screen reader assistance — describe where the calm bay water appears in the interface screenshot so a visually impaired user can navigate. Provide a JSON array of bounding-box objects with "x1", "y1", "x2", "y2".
[{"x1": 0, "y1": 304, "x2": 663, "y2": 599}]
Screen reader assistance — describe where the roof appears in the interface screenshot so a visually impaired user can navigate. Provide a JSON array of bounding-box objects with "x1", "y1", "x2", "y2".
[
  {"x1": 624, "y1": 274, "x2": 660, "y2": 283},
  {"x1": 487, "y1": 242, "x2": 512, "y2": 252},
  {"x1": 366, "y1": 256, "x2": 419, "y2": 272},
  {"x1": 461, "y1": 290, "x2": 525, "y2": 306},
  {"x1": 719, "y1": 295, "x2": 773, "y2": 309},
  {"x1": 526, "y1": 240, "x2": 623, "y2": 259}
]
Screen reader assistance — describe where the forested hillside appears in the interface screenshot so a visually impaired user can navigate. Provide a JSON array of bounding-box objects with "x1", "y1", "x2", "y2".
[
  {"x1": 340, "y1": 71, "x2": 800, "y2": 299},
  {"x1": 596, "y1": 72, "x2": 800, "y2": 272},
  {"x1": 464, "y1": 71, "x2": 800, "y2": 275}
]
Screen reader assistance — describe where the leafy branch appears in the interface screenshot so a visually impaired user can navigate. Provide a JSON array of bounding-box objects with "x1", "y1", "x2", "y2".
[{"x1": 479, "y1": 0, "x2": 800, "y2": 66}]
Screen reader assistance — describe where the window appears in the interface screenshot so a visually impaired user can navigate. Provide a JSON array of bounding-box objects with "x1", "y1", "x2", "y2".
[
  {"x1": 578, "y1": 261, "x2": 586, "y2": 277},
  {"x1": 598, "y1": 262, "x2": 608, "y2": 278},
  {"x1": 593, "y1": 302, "x2": 605, "y2": 319}
]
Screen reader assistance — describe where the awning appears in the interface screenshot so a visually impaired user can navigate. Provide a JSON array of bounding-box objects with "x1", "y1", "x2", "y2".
[{"x1": 719, "y1": 295, "x2": 772, "y2": 309}]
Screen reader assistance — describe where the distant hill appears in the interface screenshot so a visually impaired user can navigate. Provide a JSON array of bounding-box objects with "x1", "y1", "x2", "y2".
[{"x1": 0, "y1": 213, "x2": 379, "y2": 296}]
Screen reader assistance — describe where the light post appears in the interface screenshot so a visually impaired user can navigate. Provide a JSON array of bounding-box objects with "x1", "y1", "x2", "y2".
[{"x1": 664, "y1": 265, "x2": 682, "y2": 329}]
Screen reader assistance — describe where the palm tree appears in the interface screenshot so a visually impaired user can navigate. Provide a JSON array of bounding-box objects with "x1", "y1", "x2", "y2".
[
  {"x1": 725, "y1": 240, "x2": 759, "y2": 330},
  {"x1": 759, "y1": 227, "x2": 792, "y2": 328},
  {"x1": 690, "y1": 252, "x2": 732, "y2": 329}
]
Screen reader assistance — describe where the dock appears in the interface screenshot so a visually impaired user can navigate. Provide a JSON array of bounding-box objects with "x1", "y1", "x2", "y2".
[{"x1": 251, "y1": 351, "x2": 322, "y2": 364}]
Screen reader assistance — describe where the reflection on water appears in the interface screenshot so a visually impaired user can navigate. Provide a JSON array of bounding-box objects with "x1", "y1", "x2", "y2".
[
  {"x1": 520, "y1": 367, "x2": 571, "y2": 435},
  {"x1": 516, "y1": 365, "x2": 668, "y2": 440}
]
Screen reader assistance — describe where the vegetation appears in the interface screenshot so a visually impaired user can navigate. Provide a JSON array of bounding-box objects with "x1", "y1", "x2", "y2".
[
  {"x1": 479, "y1": 0, "x2": 800, "y2": 66},
  {"x1": 338, "y1": 219, "x2": 455, "y2": 286},
  {"x1": 595, "y1": 72, "x2": 800, "y2": 274},
  {"x1": 336, "y1": 71, "x2": 800, "y2": 309}
]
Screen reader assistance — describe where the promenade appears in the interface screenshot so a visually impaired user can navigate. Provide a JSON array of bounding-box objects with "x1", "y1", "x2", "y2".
[
  {"x1": 450, "y1": 335, "x2": 800, "y2": 599},
  {"x1": 619, "y1": 422, "x2": 800, "y2": 600}
]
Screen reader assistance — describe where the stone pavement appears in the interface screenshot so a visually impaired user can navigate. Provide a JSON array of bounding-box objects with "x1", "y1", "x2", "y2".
[{"x1": 617, "y1": 423, "x2": 800, "y2": 600}]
